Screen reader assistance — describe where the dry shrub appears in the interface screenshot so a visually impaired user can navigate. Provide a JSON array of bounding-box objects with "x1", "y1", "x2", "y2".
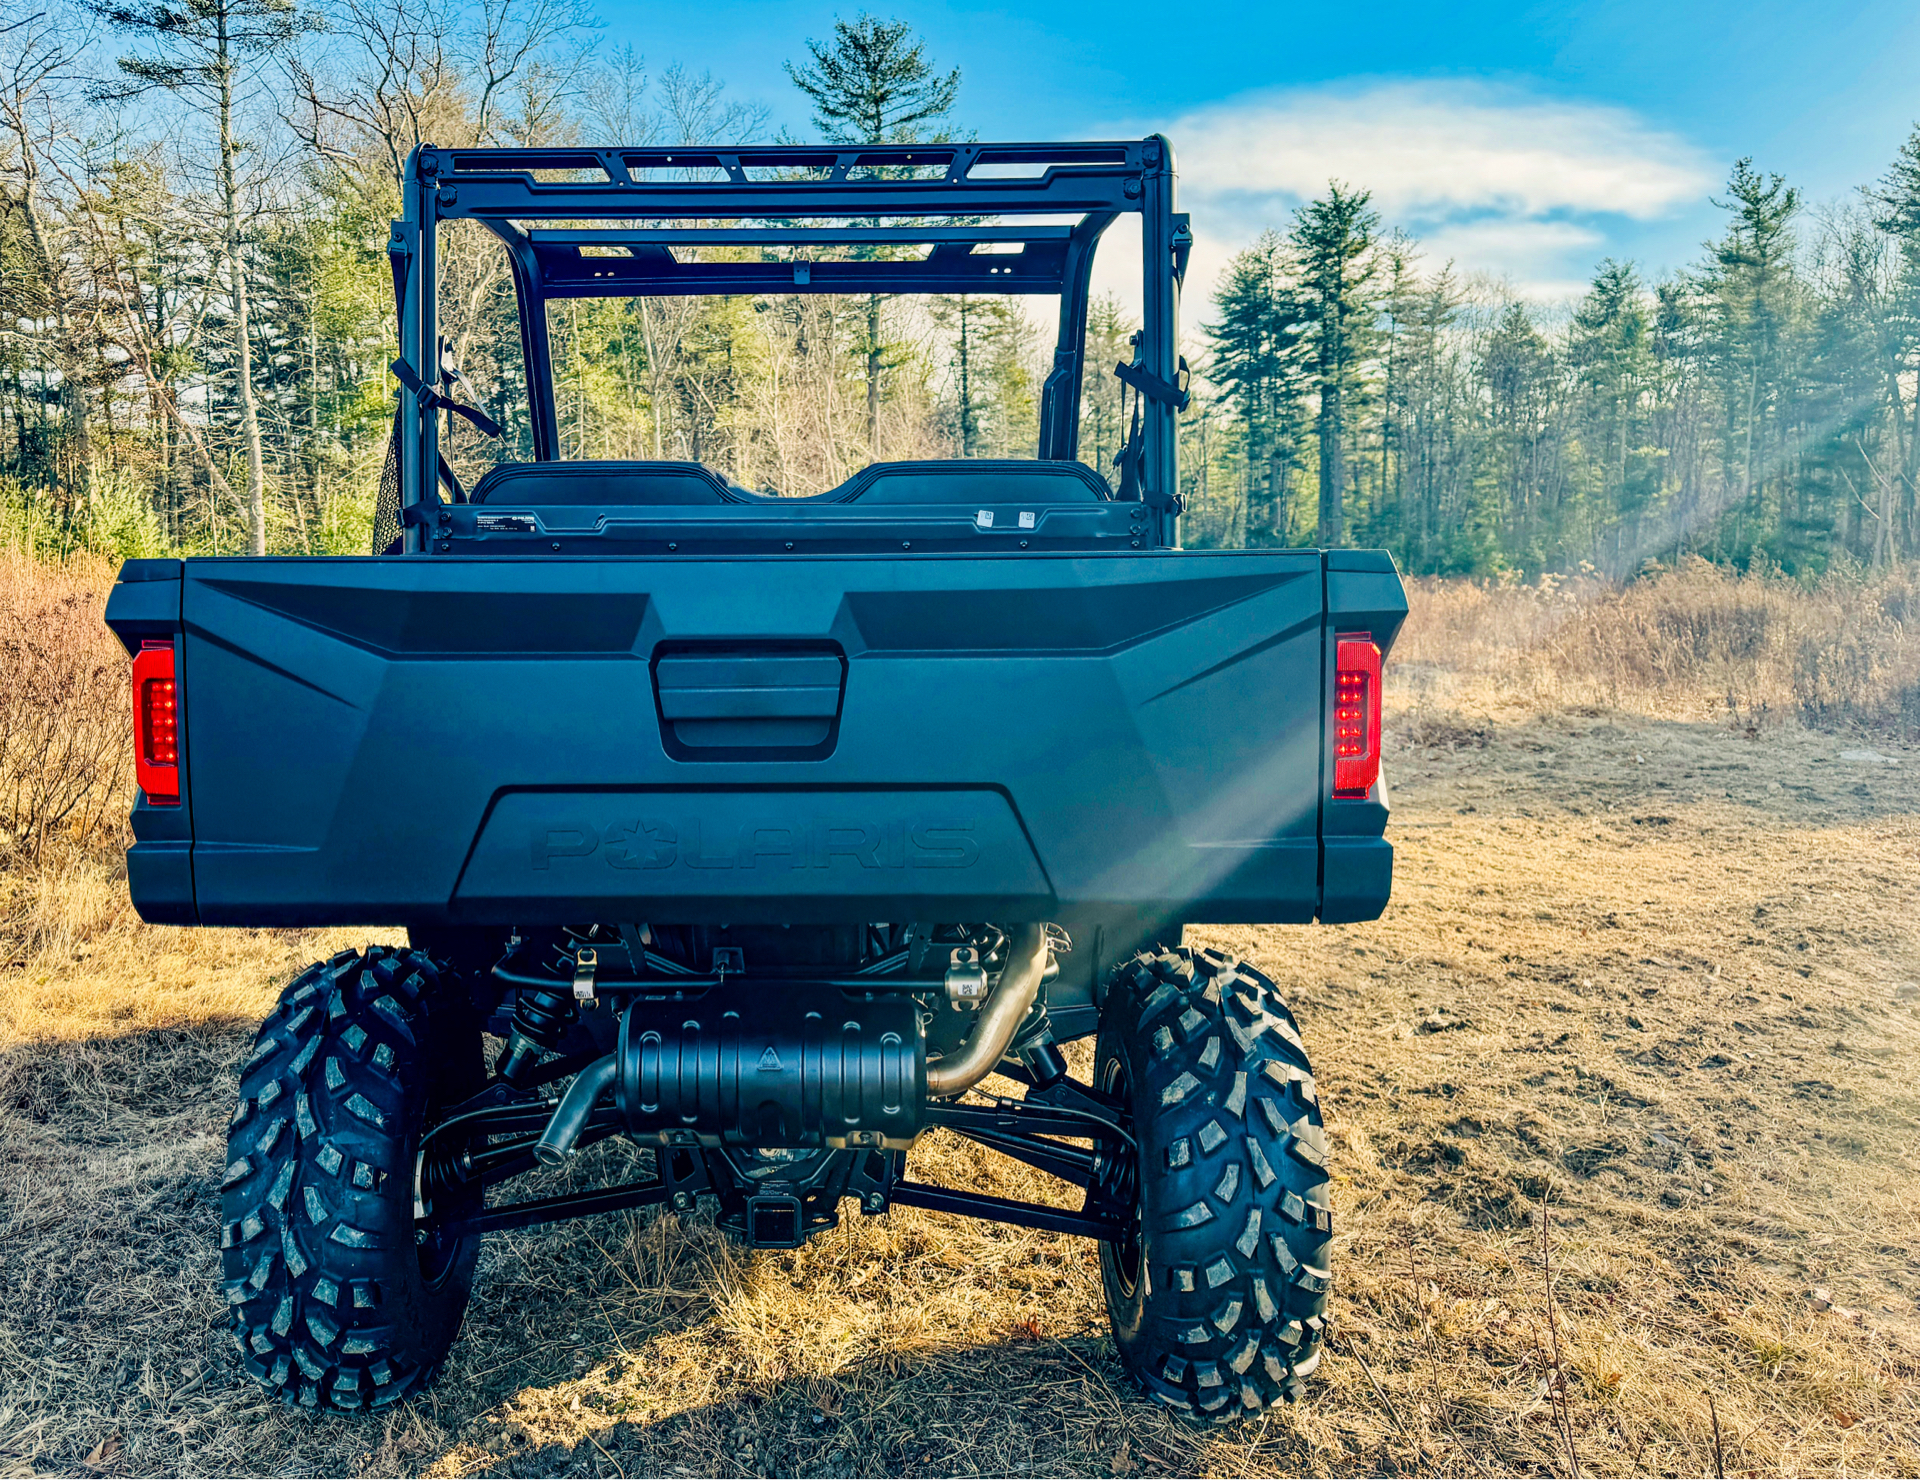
[
  {"x1": 1, "y1": 550, "x2": 134, "y2": 966},
  {"x1": 1538, "y1": 559, "x2": 1811, "y2": 719},
  {"x1": 1396, "y1": 558, "x2": 1920, "y2": 735},
  {"x1": 1790, "y1": 566, "x2": 1920, "y2": 733},
  {"x1": 0, "y1": 549, "x2": 130, "y2": 864},
  {"x1": 1393, "y1": 569, "x2": 1601, "y2": 674},
  {"x1": 1549, "y1": 561, "x2": 1796, "y2": 685}
]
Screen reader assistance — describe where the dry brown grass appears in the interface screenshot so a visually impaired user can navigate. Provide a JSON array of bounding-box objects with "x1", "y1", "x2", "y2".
[
  {"x1": 1397, "y1": 559, "x2": 1920, "y2": 735},
  {"x1": 1, "y1": 550, "x2": 136, "y2": 972},
  {"x1": 3, "y1": 555, "x2": 1919, "y2": 1477},
  {"x1": 0, "y1": 551, "x2": 129, "y2": 863}
]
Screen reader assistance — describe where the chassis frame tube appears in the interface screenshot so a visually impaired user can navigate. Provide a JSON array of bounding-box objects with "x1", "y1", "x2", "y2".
[
  {"x1": 433, "y1": 1065, "x2": 1135, "y2": 1243},
  {"x1": 450, "y1": 1162, "x2": 1126, "y2": 1243},
  {"x1": 888, "y1": 1181, "x2": 1122, "y2": 1241}
]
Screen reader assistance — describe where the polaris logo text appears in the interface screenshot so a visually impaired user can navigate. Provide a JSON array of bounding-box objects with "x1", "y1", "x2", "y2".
[{"x1": 530, "y1": 818, "x2": 979, "y2": 871}]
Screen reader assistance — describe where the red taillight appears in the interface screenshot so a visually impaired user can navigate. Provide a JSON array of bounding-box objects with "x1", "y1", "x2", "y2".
[
  {"x1": 1332, "y1": 633, "x2": 1381, "y2": 800},
  {"x1": 132, "y1": 640, "x2": 180, "y2": 805}
]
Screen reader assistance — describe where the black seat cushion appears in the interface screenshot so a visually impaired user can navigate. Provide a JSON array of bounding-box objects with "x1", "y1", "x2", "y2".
[
  {"x1": 829, "y1": 460, "x2": 1111, "y2": 504},
  {"x1": 471, "y1": 461, "x2": 733, "y2": 505}
]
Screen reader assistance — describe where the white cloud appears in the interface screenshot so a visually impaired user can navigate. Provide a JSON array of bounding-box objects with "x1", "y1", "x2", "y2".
[
  {"x1": 1096, "y1": 79, "x2": 1715, "y2": 308},
  {"x1": 1170, "y1": 80, "x2": 1712, "y2": 225},
  {"x1": 1413, "y1": 218, "x2": 1607, "y2": 300},
  {"x1": 1416, "y1": 218, "x2": 1605, "y2": 260}
]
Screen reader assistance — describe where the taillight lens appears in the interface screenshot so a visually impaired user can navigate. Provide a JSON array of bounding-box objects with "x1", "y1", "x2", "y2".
[
  {"x1": 1332, "y1": 633, "x2": 1381, "y2": 799},
  {"x1": 132, "y1": 640, "x2": 180, "y2": 805}
]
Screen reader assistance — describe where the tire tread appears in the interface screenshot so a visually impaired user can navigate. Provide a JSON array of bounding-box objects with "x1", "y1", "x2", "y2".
[
  {"x1": 222, "y1": 946, "x2": 476, "y2": 1413},
  {"x1": 1098, "y1": 945, "x2": 1332, "y2": 1419}
]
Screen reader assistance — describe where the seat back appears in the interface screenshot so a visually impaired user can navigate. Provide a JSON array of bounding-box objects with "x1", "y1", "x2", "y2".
[
  {"x1": 468, "y1": 457, "x2": 1114, "y2": 508},
  {"x1": 471, "y1": 461, "x2": 733, "y2": 505},
  {"x1": 829, "y1": 459, "x2": 1110, "y2": 504}
]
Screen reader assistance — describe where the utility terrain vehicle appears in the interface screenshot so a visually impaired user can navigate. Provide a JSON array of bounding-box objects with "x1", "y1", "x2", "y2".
[{"x1": 106, "y1": 137, "x2": 1405, "y2": 1420}]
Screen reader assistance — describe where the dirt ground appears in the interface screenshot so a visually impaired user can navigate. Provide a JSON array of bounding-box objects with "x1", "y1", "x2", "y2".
[{"x1": 4, "y1": 676, "x2": 1919, "y2": 1477}]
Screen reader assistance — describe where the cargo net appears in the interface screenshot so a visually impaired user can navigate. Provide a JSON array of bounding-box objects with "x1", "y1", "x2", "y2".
[{"x1": 372, "y1": 405, "x2": 404, "y2": 555}]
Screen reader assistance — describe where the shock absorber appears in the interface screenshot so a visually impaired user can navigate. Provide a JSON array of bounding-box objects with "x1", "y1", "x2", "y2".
[
  {"x1": 496, "y1": 960, "x2": 580, "y2": 1087},
  {"x1": 497, "y1": 984, "x2": 574, "y2": 1086}
]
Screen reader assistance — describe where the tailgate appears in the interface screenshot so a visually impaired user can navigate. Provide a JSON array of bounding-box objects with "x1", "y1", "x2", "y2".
[{"x1": 109, "y1": 550, "x2": 1399, "y2": 929}]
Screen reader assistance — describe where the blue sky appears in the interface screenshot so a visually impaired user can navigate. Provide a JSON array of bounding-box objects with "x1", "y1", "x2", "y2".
[{"x1": 597, "y1": 0, "x2": 1920, "y2": 304}]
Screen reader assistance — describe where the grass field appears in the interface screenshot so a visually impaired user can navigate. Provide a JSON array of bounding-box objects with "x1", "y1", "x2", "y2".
[{"x1": 3, "y1": 559, "x2": 1918, "y2": 1477}]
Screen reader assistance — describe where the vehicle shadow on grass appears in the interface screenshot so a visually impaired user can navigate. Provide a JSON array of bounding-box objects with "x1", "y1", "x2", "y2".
[
  {"x1": 458, "y1": 1325, "x2": 1281, "y2": 1480},
  {"x1": 415, "y1": 1163, "x2": 1302, "y2": 1479},
  {"x1": 0, "y1": 1016, "x2": 260, "y2": 1138}
]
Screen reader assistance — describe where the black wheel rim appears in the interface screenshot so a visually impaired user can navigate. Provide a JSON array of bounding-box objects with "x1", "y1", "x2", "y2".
[
  {"x1": 1095, "y1": 1053, "x2": 1144, "y2": 1299},
  {"x1": 413, "y1": 1036, "x2": 487, "y2": 1289},
  {"x1": 413, "y1": 1122, "x2": 478, "y2": 1288}
]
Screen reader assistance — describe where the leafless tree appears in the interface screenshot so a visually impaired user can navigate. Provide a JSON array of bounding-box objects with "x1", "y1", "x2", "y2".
[{"x1": 0, "y1": 7, "x2": 94, "y2": 507}]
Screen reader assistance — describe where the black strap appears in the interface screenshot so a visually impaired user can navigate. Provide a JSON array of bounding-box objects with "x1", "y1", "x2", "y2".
[
  {"x1": 1114, "y1": 356, "x2": 1192, "y2": 412},
  {"x1": 390, "y1": 357, "x2": 505, "y2": 440},
  {"x1": 388, "y1": 242, "x2": 408, "y2": 331},
  {"x1": 1111, "y1": 387, "x2": 1183, "y2": 515},
  {"x1": 1114, "y1": 396, "x2": 1143, "y2": 503}
]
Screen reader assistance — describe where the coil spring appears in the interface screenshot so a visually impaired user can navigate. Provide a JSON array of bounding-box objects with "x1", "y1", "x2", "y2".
[
  {"x1": 497, "y1": 985, "x2": 575, "y2": 1086},
  {"x1": 517, "y1": 925, "x2": 610, "y2": 1048},
  {"x1": 497, "y1": 931, "x2": 595, "y2": 1085},
  {"x1": 510, "y1": 985, "x2": 575, "y2": 1051}
]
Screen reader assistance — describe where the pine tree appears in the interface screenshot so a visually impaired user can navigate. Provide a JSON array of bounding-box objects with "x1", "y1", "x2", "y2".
[
  {"x1": 1708, "y1": 159, "x2": 1803, "y2": 559},
  {"x1": 929, "y1": 294, "x2": 1029, "y2": 456},
  {"x1": 1570, "y1": 260, "x2": 1654, "y2": 540},
  {"x1": 1080, "y1": 294, "x2": 1138, "y2": 486},
  {"x1": 1869, "y1": 124, "x2": 1920, "y2": 551},
  {"x1": 1288, "y1": 185, "x2": 1380, "y2": 547},
  {"x1": 785, "y1": 15, "x2": 959, "y2": 144},
  {"x1": 1375, "y1": 235, "x2": 1419, "y2": 550},
  {"x1": 1206, "y1": 230, "x2": 1306, "y2": 542},
  {"x1": 1870, "y1": 125, "x2": 1920, "y2": 242},
  {"x1": 1482, "y1": 301, "x2": 1558, "y2": 561},
  {"x1": 787, "y1": 15, "x2": 960, "y2": 458},
  {"x1": 1395, "y1": 264, "x2": 1466, "y2": 566}
]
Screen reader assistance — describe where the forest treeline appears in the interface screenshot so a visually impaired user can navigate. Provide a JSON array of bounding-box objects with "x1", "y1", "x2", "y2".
[{"x1": 4, "y1": 0, "x2": 1920, "y2": 576}]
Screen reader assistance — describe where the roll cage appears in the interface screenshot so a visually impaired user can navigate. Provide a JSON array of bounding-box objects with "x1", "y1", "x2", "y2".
[{"x1": 386, "y1": 137, "x2": 1192, "y2": 551}]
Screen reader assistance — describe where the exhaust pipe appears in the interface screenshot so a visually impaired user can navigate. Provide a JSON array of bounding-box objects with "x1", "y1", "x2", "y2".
[
  {"x1": 530, "y1": 924, "x2": 1051, "y2": 1159},
  {"x1": 533, "y1": 1052, "x2": 617, "y2": 1165},
  {"x1": 926, "y1": 924, "x2": 1050, "y2": 1099}
]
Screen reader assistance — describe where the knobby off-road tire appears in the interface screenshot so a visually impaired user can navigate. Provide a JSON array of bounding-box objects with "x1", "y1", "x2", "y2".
[
  {"x1": 221, "y1": 947, "x2": 485, "y2": 1410},
  {"x1": 1095, "y1": 945, "x2": 1332, "y2": 1419}
]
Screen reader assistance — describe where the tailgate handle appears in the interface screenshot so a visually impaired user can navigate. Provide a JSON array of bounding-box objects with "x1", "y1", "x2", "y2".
[{"x1": 653, "y1": 648, "x2": 846, "y2": 756}]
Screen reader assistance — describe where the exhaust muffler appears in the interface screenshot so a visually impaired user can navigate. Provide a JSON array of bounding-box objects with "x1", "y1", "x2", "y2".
[{"x1": 535, "y1": 924, "x2": 1050, "y2": 1163}]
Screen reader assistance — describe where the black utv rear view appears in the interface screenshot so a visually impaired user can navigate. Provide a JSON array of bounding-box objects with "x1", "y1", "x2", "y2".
[{"x1": 105, "y1": 136, "x2": 1405, "y2": 1420}]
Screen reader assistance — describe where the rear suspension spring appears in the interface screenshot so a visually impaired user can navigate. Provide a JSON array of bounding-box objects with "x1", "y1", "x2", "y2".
[{"x1": 497, "y1": 982, "x2": 577, "y2": 1086}]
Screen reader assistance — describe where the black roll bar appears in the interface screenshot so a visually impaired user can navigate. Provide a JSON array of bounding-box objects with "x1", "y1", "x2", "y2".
[{"x1": 388, "y1": 137, "x2": 1187, "y2": 546}]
